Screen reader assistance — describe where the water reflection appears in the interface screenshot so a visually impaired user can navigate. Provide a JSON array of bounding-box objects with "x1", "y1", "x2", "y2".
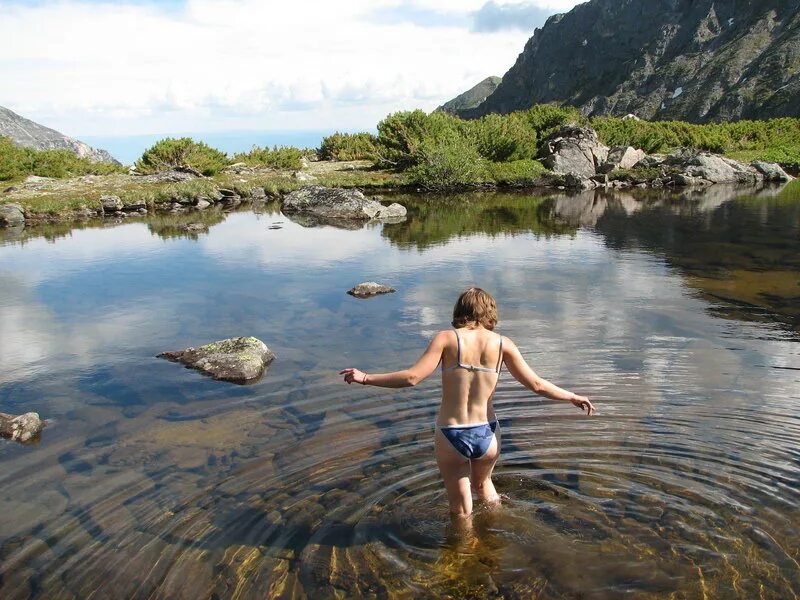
[{"x1": 0, "y1": 184, "x2": 799, "y2": 598}]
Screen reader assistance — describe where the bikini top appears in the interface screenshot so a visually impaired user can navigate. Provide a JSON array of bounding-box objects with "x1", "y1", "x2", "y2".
[{"x1": 443, "y1": 329, "x2": 503, "y2": 374}]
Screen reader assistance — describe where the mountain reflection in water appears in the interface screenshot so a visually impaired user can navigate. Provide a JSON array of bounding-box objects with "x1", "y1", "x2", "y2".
[{"x1": 0, "y1": 182, "x2": 798, "y2": 599}]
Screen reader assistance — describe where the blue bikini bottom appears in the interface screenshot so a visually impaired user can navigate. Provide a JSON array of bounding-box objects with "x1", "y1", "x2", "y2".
[{"x1": 439, "y1": 421, "x2": 498, "y2": 460}]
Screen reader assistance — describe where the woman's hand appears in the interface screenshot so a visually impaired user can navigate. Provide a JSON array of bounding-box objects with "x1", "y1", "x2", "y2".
[
  {"x1": 339, "y1": 368, "x2": 367, "y2": 385},
  {"x1": 571, "y1": 394, "x2": 596, "y2": 415}
]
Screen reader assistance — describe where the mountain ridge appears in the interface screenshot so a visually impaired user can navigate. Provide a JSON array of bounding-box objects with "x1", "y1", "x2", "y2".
[
  {"x1": 459, "y1": 0, "x2": 800, "y2": 123},
  {"x1": 0, "y1": 105, "x2": 119, "y2": 164}
]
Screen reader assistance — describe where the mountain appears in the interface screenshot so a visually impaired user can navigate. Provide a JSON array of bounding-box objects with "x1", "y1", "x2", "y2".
[
  {"x1": 0, "y1": 105, "x2": 119, "y2": 163},
  {"x1": 437, "y1": 76, "x2": 502, "y2": 115},
  {"x1": 461, "y1": 0, "x2": 800, "y2": 123}
]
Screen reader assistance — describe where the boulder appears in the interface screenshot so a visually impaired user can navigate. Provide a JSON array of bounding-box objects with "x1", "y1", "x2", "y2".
[
  {"x1": 100, "y1": 195, "x2": 124, "y2": 213},
  {"x1": 158, "y1": 337, "x2": 275, "y2": 384},
  {"x1": 282, "y1": 186, "x2": 407, "y2": 222},
  {"x1": 0, "y1": 412, "x2": 44, "y2": 443},
  {"x1": 347, "y1": 282, "x2": 396, "y2": 298},
  {"x1": 0, "y1": 203, "x2": 25, "y2": 227},
  {"x1": 671, "y1": 152, "x2": 761, "y2": 184},
  {"x1": 564, "y1": 173, "x2": 596, "y2": 190},
  {"x1": 751, "y1": 161, "x2": 793, "y2": 182},
  {"x1": 538, "y1": 125, "x2": 609, "y2": 178},
  {"x1": 600, "y1": 146, "x2": 647, "y2": 173},
  {"x1": 196, "y1": 199, "x2": 211, "y2": 210}
]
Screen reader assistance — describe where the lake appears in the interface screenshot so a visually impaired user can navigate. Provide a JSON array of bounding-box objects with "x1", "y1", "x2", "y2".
[{"x1": 1, "y1": 183, "x2": 798, "y2": 599}]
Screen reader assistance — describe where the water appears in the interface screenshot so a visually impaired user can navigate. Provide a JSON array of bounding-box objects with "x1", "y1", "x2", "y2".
[{"x1": 1, "y1": 184, "x2": 799, "y2": 598}]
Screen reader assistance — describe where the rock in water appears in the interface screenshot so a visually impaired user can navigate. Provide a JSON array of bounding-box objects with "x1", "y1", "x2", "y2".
[
  {"x1": 282, "y1": 186, "x2": 407, "y2": 222},
  {"x1": 158, "y1": 337, "x2": 275, "y2": 384},
  {"x1": 348, "y1": 282, "x2": 396, "y2": 298},
  {"x1": 100, "y1": 195, "x2": 124, "y2": 213},
  {"x1": 0, "y1": 203, "x2": 25, "y2": 227},
  {"x1": 751, "y1": 161, "x2": 794, "y2": 182},
  {"x1": 0, "y1": 412, "x2": 44, "y2": 443}
]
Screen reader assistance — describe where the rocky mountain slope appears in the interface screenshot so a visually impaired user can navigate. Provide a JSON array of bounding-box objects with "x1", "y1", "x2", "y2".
[
  {"x1": 437, "y1": 76, "x2": 502, "y2": 114},
  {"x1": 461, "y1": 0, "x2": 800, "y2": 122},
  {"x1": 0, "y1": 105, "x2": 118, "y2": 163}
]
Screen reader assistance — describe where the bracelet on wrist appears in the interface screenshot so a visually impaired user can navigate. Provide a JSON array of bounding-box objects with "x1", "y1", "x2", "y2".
[{"x1": 362, "y1": 373, "x2": 368, "y2": 385}]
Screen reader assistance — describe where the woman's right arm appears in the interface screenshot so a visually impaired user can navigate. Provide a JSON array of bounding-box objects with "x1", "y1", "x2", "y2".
[{"x1": 502, "y1": 337, "x2": 596, "y2": 415}]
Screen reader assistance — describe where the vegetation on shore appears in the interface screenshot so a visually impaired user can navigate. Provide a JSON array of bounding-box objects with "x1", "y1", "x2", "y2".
[
  {"x1": 3, "y1": 104, "x2": 798, "y2": 219},
  {"x1": 0, "y1": 136, "x2": 125, "y2": 181}
]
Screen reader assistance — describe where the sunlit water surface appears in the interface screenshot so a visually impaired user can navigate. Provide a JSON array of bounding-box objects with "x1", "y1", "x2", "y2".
[{"x1": 1, "y1": 184, "x2": 799, "y2": 599}]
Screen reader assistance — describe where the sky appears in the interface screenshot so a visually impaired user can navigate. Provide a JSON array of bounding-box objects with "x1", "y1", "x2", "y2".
[{"x1": 0, "y1": 0, "x2": 584, "y2": 138}]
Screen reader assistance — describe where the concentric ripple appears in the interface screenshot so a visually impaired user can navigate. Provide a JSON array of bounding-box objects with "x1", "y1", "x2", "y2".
[{"x1": 1, "y1": 187, "x2": 799, "y2": 599}]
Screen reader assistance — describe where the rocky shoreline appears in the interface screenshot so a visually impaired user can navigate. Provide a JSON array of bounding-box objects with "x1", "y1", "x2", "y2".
[{"x1": 0, "y1": 125, "x2": 794, "y2": 231}]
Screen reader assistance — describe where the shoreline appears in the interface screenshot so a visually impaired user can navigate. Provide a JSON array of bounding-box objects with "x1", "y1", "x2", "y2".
[{"x1": 1, "y1": 153, "x2": 796, "y2": 229}]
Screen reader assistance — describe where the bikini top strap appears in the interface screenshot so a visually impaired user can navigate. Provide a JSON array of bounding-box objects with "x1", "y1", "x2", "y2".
[
  {"x1": 454, "y1": 329, "x2": 463, "y2": 366},
  {"x1": 495, "y1": 335, "x2": 504, "y2": 373}
]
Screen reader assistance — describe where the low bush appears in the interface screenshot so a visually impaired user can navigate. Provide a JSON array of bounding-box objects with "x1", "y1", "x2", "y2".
[
  {"x1": 472, "y1": 113, "x2": 538, "y2": 162},
  {"x1": 135, "y1": 137, "x2": 229, "y2": 176},
  {"x1": 376, "y1": 110, "x2": 467, "y2": 168},
  {"x1": 485, "y1": 159, "x2": 548, "y2": 185},
  {"x1": 233, "y1": 145, "x2": 304, "y2": 170},
  {"x1": 408, "y1": 132, "x2": 486, "y2": 191},
  {"x1": 318, "y1": 132, "x2": 379, "y2": 161},
  {"x1": 0, "y1": 136, "x2": 123, "y2": 181}
]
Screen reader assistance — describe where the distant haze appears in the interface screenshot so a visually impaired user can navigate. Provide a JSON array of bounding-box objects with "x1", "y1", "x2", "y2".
[{"x1": 81, "y1": 130, "x2": 347, "y2": 166}]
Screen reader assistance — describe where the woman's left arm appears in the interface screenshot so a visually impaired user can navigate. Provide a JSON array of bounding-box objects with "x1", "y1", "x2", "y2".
[{"x1": 340, "y1": 331, "x2": 448, "y2": 388}]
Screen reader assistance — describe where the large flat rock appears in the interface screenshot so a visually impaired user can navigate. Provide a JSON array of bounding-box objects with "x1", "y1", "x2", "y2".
[
  {"x1": 158, "y1": 337, "x2": 275, "y2": 384},
  {"x1": 282, "y1": 186, "x2": 406, "y2": 222}
]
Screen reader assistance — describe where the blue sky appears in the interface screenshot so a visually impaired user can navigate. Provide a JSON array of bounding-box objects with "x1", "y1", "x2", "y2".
[{"x1": 0, "y1": 0, "x2": 582, "y2": 137}]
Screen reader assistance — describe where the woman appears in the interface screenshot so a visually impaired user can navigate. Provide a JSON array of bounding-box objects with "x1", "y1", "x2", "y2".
[{"x1": 340, "y1": 287, "x2": 595, "y2": 517}]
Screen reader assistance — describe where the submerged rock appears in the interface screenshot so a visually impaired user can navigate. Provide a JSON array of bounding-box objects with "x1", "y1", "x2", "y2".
[
  {"x1": 0, "y1": 203, "x2": 25, "y2": 227},
  {"x1": 347, "y1": 282, "x2": 396, "y2": 298},
  {"x1": 282, "y1": 186, "x2": 407, "y2": 222},
  {"x1": 158, "y1": 337, "x2": 275, "y2": 384},
  {"x1": 0, "y1": 412, "x2": 44, "y2": 443}
]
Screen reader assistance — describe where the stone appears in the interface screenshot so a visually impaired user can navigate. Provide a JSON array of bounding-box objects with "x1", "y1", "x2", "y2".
[
  {"x1": 0, "y1": 412, "x2": 44, "y2": 443},
  {"x1": 538, "y1": 125, "x2": 609, "y2": 178},
  {"x1": 347, "y1": 282, "x2": 396, "y2": 298},
  {"x1": 293, "y1": 171, "x2": 317, "y2": 182},
  {"x1": 250, "y1": 187, "x2": 267, "y2": 200},
  {"x1": 564, "y1": 173, "x2": 596, "y2": 190},
  {"x1": 282, "y1": 186, "x2": 407, "y2": 222},
  {"x1": 196, "y1": 199, "x2": 211, "y2": 210},
  {"x1": 751, "y1": 161, "x2": 793, "y2": 182},
  {"x1": 0, "y1": 203, "x2": 25, "y2": 227},
  {"x1": 179, "y1": 223, "x2": 208, "y2": 233},
  {"x1": 600, "y1": 145, "x2": 647, "y2": 172},
  {"x1": 157, "y1": 336, "x2": 275, "y2": 384},
  {"x1": 138, "y1": 170, "x2": 198, "y2": 184},
  {"x1": 680, "y1": 153, "x2": 760, "y2": 184},
  {"x1": 101, "y1": 195, "x2": 124, "y2": 213},
  {"x1": 3, "y1": 186, "x2": 19, "y2": 193}
]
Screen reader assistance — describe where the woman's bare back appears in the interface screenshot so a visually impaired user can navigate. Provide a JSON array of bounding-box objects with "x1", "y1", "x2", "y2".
[{"x1": 438, "y1": 327, "x2": 504, "y2": 427}]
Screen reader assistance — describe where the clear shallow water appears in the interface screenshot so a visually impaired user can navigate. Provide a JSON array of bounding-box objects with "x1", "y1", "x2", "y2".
[{"x1": 0, "y1": 184, "x2": 799, "y2": 599}]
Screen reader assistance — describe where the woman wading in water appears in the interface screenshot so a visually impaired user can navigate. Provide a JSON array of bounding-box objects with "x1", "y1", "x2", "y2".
[{"x1": 340, "y1": 288, "x2": 595, "y2": 518}]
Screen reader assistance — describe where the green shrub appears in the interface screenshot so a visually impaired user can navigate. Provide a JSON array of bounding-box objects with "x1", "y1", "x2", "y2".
[
  {"x1": 408, "y1": 132, "x2": 486, "y2": 191},
  {"x1": 233, "y1": 145, "x2": 304, "y2": 170},
  {"x1": 319, "y1": 132, "x2": 379, "y2": 161},
  {"x1": 485, "y1": 159, "x2": 548, "y2": 185},
  {"x1": 472, "y1": 113, "x2": 538, "y2": 162},
  {"x1": 523, "y1": 104, "x2": 585, "y2": 138},
  {"x1": 0, "y1": 136, "x2": 123, "y2": 181},
  {"x1": 376, "y1": 110, "x2": 467, "y2": 168},
  {"x1": 135, "y1": 137, "x2": 229, "y2": 176}
]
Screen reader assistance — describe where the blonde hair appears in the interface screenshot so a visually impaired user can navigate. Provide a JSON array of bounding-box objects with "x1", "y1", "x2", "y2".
[{"x1": 451, "y1": 287, "x2": 498, "y2": 330}]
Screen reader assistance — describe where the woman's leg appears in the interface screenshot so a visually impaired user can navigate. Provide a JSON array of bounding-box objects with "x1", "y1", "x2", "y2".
[
  {"x1": 435, "y1": 429, "x2": 473, "y2": 517},
  {"x1": 470, "y1": 426, "x2": 501, "y2": 506}
]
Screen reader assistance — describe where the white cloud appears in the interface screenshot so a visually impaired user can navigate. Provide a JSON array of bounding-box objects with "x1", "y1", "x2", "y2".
[{"x1": 0, "y1": 0, "x2": 582, "y2": 137}]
